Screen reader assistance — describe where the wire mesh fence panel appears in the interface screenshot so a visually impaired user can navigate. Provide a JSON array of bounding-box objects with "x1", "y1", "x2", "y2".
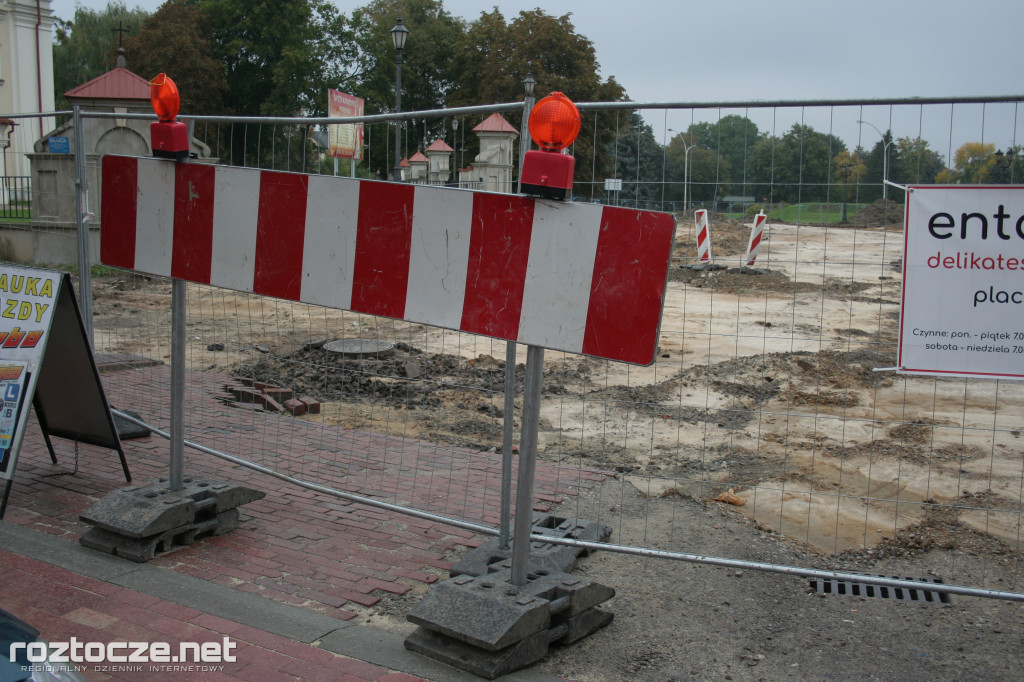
[{"x1": 4, "y1": 97, "x2": 1024, "y2": 600}]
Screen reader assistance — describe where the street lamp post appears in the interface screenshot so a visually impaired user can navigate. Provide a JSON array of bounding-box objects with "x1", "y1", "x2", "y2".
[
  {"x1": 839, "y1": 162, "x2": 852, "y2": 223},
  {"x1": 856, "y1": 119, "x2": 891, "y2": 202},
  {"x1": 682, "y1": 142, "x2": 696, "y2": 213},
  {"x1": 450, "y1": 117, "x2": 459, "y2": 185},
  {"x1": 391, "y1": 17, "x2": 409, "y2": 181},
  {"x1": 518, "y1": 73, "x2": 536, "y2": 194}
]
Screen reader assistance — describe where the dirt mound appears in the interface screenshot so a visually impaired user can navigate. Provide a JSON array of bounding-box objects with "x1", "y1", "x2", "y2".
[{"x1": 849, "y1": 198, "x2": 904, "y2": 227}]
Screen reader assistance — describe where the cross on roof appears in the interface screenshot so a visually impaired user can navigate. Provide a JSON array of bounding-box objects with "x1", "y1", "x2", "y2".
[{"x1": 112, "y1": 21, "x2": 128, "y2": 48}]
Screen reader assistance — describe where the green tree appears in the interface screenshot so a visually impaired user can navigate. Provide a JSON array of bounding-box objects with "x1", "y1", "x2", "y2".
[
  {"x1": 935, "y1": 142, "x2": 995, "y2": 184},
  {"x1": 53, "y1": 1, "x2": 151, "y2": 109},
  {"x1": 680, "y1": 115, "x2": 762, "y2": 197},
  {"x1": 449, "y1": 9, "x2": 623, "y2": 106},
  {"x1": 985, "y1": 146, "x2": 1024, "y2": 184},
  {"x1": 891, "y1": 136, "x2": 945, "y2": 186},
  {"x1": 124, "y1": 0, "x2": 228, "y2": 115},
  {"x1": 191, "y1": 0, "x2": 353, "y2": 169},
  {"x1": 607, "y1": 112, "x2": 664, "y2": 208},
  {"x1": 345, "y1": 0, "x2": 464, "y2": 176},
  {"x1": 196, "y1": 0, "x2": 345, "y2": 117},
  {"x1": 448, "y1": 8, "x2": 625, "y2": 199},
  {"x1": 862, "y1": 129, "x2": 893, "y2": 201},
  {"x1": 664, "y1": 131, "x2": 731, "y2": 209},
  {"x1": 747, "y1": 124, "x2": 846, "y2": 204},
  {"x1": 832, "y1": 150, "x2": 865, "y2": 216}
]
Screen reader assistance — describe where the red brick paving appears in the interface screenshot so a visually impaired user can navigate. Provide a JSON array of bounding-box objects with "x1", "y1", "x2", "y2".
[
  {"x1": 2, "y1": 363, "x2": 613, "y2": 680},
  {"x1": 5, "y1": 364, "x2": 611, "y2": 617},
  {"x1": 1, "y1": 550, "x2": 409, "y2": 681}
]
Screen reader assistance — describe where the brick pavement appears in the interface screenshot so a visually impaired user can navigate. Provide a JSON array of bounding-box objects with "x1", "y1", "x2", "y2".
[
  {"x1": 1, "y1": 362, "x2": 610, "y2": 680},
  {"x1": 2, "y1": 549, "x2": 421, "y2": 681}
]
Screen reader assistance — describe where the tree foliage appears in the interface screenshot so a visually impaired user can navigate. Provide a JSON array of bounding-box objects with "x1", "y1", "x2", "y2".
[
  {"x1": 51, "y1": 0, "x2": 968, "y2": 203},
  {"x1": 607, "y1": 112, "x2": 664, "y2": 208},
  {"x1": 124, "y1": 0, "x2": 228, "y2": 115},
  {"x1": 936, "y1": 142, "x2": 996, "y2": 185},
  {"x1": 747, "y1": 124, "x2": 847, "y2": 204},
  {"x1": 984, "y1": 146, "x2": 1024, "y2": 184},
  {"x1": 891, "y1": 136, "x2": 945, "y2": 186},
  {"x1": 679, "y1": 115, "x2": 761, "y2": 196},
  {"x1": 53, "y1": 1, "x2": 150, "y2": 109},
  {"x1": 454, "y1": 9, "x2": 626, "y2": 197},
  {"x1": 195, "y1": 0, "x2": 342, "y2": 117}
]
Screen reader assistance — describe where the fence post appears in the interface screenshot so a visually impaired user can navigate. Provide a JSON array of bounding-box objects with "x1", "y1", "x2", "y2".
[
  {"x1": 169, "y1": 278, "x2": 186, "y2": 491},
  {"x1": 510, "y1": 344, "x2": 544, "y2": 586},
  {"x1": 499, "y1": 341, "x2": 515, "y2": 549},
  {"x1": 72, "y1": 105, "x2": 94, "y2": 343}
]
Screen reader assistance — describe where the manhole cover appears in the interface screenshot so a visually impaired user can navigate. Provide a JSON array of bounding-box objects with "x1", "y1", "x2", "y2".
[
  {"x1": 323, "y1": 339, "x2": 395, "y2": 358},
  {"x1": 809, "y1": 576, "x2": 950, "y2": 604}
]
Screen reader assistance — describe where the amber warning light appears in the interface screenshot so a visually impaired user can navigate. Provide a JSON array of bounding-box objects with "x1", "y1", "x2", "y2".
[
  {"x1": 520, "y1": 92, "x2": 581, "y2": 200},
  {"x1": 149, "y1": 73, "x2": 189, "y2": 161}
]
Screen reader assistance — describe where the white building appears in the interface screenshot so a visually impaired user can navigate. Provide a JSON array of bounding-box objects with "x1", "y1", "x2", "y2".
[
  {"x1": 0, "y1": 0, "x2": 55, "y2": 180},
  {"x1": 458, "y1": 113, "x2": 518, "y2": 193}
]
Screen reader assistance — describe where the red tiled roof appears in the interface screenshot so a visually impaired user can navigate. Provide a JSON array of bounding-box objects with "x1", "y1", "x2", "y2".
[
  {"x1": 65, "y1": 67, "x2": 150, "y2": 100},
  {"x1": 409, "y1": 151, "x2": 429, "y2": 162},
  {"x1": 399, "y1": 157, "x2": 410, "y2": 167},
  {"x1": 473, "y1": 113, "x2": 519, "y2": 135},
  {"x1": 425, "y1": 138, "x2": 453, "y2": 153}
]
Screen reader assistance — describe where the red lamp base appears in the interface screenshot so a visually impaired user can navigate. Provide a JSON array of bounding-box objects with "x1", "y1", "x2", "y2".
[
  {"x1": 520, "y1": 150, "x2": 575, "y2": 200},
  {"x1": 151, "y1": 121, "x2": 190, "y2": 161}
]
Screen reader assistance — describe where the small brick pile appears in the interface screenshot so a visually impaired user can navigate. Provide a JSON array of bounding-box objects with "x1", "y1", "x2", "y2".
[{"x1": 223, "y1": 378, "x2": 321, "y2": 416}]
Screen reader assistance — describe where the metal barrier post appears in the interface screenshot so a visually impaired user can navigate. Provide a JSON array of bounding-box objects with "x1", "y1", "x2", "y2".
[
  {"x1": 169, "y1": 278, "x2": 186, "y2": 491},
  {"x1": 72, "y1": 105, "x2": 94, "y2": 344},
  {"x1": 510, "y1": 344, "x2": 544, "y2": 586},
  {"x1": 499, "y1": 341, "x2": 516, "y2": 549}
]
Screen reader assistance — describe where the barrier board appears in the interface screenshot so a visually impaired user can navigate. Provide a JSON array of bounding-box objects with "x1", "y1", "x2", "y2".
[{"x1": 100, "y1": 156, "x2": 678, "y2": 366}]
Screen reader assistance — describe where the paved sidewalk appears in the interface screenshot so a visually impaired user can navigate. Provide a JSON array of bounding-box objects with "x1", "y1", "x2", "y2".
[
  {"x1": 3, "y1": 537, "x2": 421, "y2": 682},
  {"x1": 1, "y1": 363, "x2": 603, "y2": 680}
]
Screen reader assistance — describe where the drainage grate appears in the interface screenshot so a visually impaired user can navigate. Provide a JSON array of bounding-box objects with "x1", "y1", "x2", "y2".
[{"x1": 809, "y1": 576, "x2": 951, "y2": 604}]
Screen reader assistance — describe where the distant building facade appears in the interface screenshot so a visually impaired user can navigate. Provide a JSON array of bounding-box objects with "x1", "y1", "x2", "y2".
[{"x1": 0, "y1": 0, "x2": 56, "y2": 180}]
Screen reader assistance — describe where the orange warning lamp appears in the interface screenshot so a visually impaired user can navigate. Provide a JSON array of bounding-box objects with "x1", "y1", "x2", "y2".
[
  {"x1": 149, "y1": 73, "x2": 189, "y2": 161},
  {"x1": 520, "y1": 92, "x2": 581, "y2": 200}
]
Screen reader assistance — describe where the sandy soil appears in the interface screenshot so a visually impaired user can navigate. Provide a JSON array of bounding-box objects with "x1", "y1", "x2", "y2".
[{"x1": 88, "y1": 203, "x2": 1024, "y2": 680}]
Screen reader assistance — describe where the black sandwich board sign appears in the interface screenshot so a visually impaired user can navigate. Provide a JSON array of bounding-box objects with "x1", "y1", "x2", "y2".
[{"x1": 0, "y1": 264, "x2": 131, "y2": 518}]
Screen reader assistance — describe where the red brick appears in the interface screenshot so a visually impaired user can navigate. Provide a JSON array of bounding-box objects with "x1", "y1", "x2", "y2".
[
  {"x1": 330, "y1": 656, "x2": 389, "y2": 680},
  {"x1": 263, "y1": 387, "x2": 295, "y2": 402},
  {"x1": 229, "y1": 387, "x2": 264, "y2": 404},
  {"x1": 298, "y1": 396, "x2": 321, "y2": 414},
  {"x1": 261, "y1": 394, "x2": 284, "y2": 412},
  {"x1": 283, "y1": 399, "x2": 306, "y2": 416}
]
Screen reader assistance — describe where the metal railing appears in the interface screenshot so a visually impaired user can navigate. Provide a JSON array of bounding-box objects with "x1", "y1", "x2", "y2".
[{"x1": 0, "y1": 176, "x2": 31, "y2": 219}]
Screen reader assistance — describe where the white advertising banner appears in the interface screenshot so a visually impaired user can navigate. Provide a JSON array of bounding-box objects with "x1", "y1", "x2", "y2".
[{"x1": 898, "y1": 185, "x2": 1024, "y2": 380}]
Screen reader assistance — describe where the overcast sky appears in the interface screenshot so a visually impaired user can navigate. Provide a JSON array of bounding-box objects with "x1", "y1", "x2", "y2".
[{"x1": 51, "y1": 0, "x2": 1024, "y2": 155}]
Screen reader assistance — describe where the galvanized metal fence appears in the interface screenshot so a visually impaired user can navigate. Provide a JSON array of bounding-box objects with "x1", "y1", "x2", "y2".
[{"x1": 4, "y1": 94, "x2": 1024, "y2": 602}]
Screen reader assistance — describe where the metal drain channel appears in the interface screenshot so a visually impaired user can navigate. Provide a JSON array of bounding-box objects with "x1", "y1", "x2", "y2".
[{"x1": 811, "y1": 576, "x2": 951, "y2": 604}]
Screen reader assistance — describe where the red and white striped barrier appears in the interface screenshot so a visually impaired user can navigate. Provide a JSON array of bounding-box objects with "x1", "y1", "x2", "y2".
[
  {"x1": 745, "y1": 209, "x2": 767, "y2": 266},
  {"x1": 694, "y1": 209, "x2": 711, "y2": 262},
  {"x1": 100, "y1": 156, "x2": 677, "y2": 365}
]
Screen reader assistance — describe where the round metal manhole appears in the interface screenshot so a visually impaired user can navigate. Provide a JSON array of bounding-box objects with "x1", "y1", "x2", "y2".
[{"x1": 322, "y1": 338, "x2": 395, "y2": 358}]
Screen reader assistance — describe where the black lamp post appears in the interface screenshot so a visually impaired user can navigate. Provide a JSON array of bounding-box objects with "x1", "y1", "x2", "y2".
[
  {"x1": 450, "y1": 117, "x2": 458, "y2": 185},
  {"x1": 391, "y1": 16, "x2": 409, "y2": 181},
  {"x1": 518, "y1": 72, "x2": 536, "y2": 193}
]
